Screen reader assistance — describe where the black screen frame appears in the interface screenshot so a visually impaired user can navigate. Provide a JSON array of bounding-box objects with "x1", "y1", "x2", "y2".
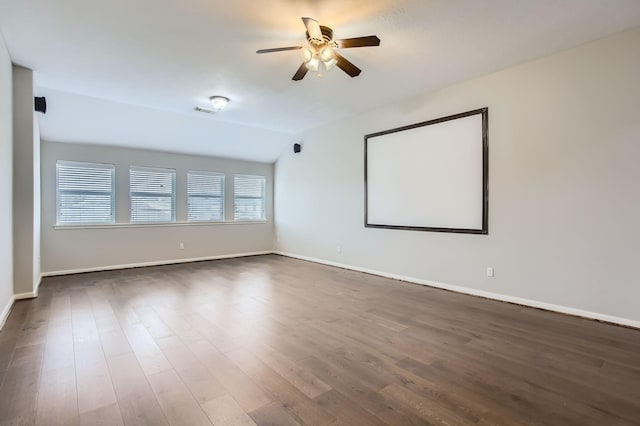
[{"x1": 364, "y1": 107, "x2": 489, "y2": 234}]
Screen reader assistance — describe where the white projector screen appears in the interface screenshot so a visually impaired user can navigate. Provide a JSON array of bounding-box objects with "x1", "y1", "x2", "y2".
[{"x1": 365, "y1": 108, "x2": 488, "y2": 234}]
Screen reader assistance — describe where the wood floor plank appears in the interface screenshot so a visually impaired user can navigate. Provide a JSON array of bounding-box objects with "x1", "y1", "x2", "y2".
[
  {"x1": 106, "y1": 351, "x2": 169, "y2": 424},
  {"x1": 41, "y1": 321, "x2": 74, "y2": 372},
  {"x1": 380, "y1": 382, "x2": 476, "y2": 425},
  {"x1": 74, "y1": 340, "x2": 118, "y2": 414},
  {"x1": 122, "y1": 322, "x2": 172, "y2": 376},
  {"x1": 313, "y1": 390, "x2": 386, "y2": 426},
  {"x1": 153, "y1": 306, "x2": 207, "y2": 346},
  {"x1": 117, "y1": 394, "x2": 169, "y2": 426},
  {"x1": 98, "y1": 327, "x2": 133, "y2": 359},
  {"x1": 393, "y1": 357, "x2": 524, "y2": 425},
  {"x1": 36, "y1": 366, "x2": 79, "y2": 426},
  {"x1": 296, "y1": 354, "x2": 428, "y2": 425},
  {"x1": 249, "y1": 402, "x2": 301, "y2": 426},
  {"x1": 187, "y1": 340, "x2": 271, "y2": 413},
  {"x1": 133, "y1": 306, "x2": 174, "y2": 340},
  {"x1": 70, "y1": 290, "x2": 100, "y2": 343},
  {"x1": 147, "y1": 369, "x2": 212, "y2": 426},
  {"x1": 0, "y1": 343, "x2": 45, "y2": 425},
  {"x1": 175, "y1": 364, "x2": 227, "y2": 405},
  {"x1": 0, "y1": 368, "x2": 40, "y2": 424},
  {"x1": 226, "y1": 348, "x2": 335, "y2": 425},
  {"x1": 15, "y1": 297, "x2": 51, "y2": 349},
  {"x1": 106, "y1": 352, "x2": 156, "y2": 399},
  {"x1": 0, "y1": 255, "x2": 638, "y2": 425},
  {"x1": 47, "y1": 295, "x2": 72, "y2": 327},
  {"x1": 7, "y1": 342, "x2": 45, "y2": 370},
  {"x1": 155, "y1": 335, "x2": 227, "y2": 404},
  {"x1": 0, "y1": 326, "x2": 20, "y2": 380},
  {"x1": 78, "y1": 402, "x2": 123, "y2": 426},
  {"x1": 254, "y1": 346, "x2": 332, "y2": 399},
  {"x1": 200, "y1": 394, "x2": 256, "y2": 426},
  {"x1": 155, "y1": 335, "x2": 200, "y2": 372}
]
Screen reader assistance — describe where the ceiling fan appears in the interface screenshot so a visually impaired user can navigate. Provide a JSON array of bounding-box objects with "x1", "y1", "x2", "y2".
[{"x1": 256, "y1": 17, "x2": 381, "y2": 80}]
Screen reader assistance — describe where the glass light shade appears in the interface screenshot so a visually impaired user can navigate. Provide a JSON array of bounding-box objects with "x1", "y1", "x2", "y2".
[
  {"x1": 319, "y1": 46, "x2": 334, "y2": 62},
  {"x1": 209, "y1": 96, "x2": 229, "y2": 111},
  {"x1": 323, "y1": 57, "x2": 338, "y2": 71},
  {"x1": 300, "y1": 47, "x2": 314, "y2": 63},
  {"x1": 305, "y1": 57, "x2": 320, "y2": 72}
]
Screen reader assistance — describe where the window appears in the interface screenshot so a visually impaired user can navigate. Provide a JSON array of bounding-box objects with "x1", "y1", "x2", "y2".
[
  {"x1": 130, "y1": 166, "x2": 176, "y2": 223},
  {"x1": 234, "y1": 175, "x2": 266, "y2": 221},
  {"x1": 56, "y1": 161, "x2": 115, "y2": 225},
  {"x1": 187, "y1": 171, "x2": 224, "y2": 221}
]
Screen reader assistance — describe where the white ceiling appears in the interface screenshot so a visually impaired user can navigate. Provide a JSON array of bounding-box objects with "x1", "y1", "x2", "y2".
[{"x1": 1, "y1": 0, "x2": 640, "y2": 162}]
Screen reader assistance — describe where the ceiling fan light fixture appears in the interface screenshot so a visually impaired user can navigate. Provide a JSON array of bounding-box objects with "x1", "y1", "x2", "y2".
[
  {"x1": 209, "y1": 96, "x2": 230, "y2": 112},
  {"x1": 256, "y1": 16, "x2": 380, "y2": 81},
  {"x1": 305, "y1": 56, "x2": 320, "y2": 72},
  {"x1": 301, "y1": 47, "x2": 314, "y2": 63},
  {"x1": 323, "y1": 57, "x2": 338, "y2": 71},
  {"x1": 319, "y1": 46, "x2": 334, "y2": 62}
]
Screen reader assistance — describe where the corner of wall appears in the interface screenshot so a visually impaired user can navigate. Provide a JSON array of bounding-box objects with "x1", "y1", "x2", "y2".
[
  {"x1": 0, "y1": 27, "x2": 15, "y2": 327},
  {"x1": 12, "y1": 65, "x2": 39, "y2": 296},
  {"x1": 33, "y1": 90, "x2": 41, "y2": 294}
]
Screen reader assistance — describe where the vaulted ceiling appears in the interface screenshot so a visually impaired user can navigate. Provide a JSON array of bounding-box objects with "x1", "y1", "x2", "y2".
[{"x1": 2, "y1": 0, "x2": 640, "y2": 162}]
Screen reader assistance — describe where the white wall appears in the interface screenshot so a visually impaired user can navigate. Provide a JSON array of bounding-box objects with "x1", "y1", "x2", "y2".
[
  {"x1": 41, "y1": 142, "x2": 274, "y2": 273},
  {"x1": 275, "y1": 27, "x2": 640, "y2": 324},
  {"x1": 12, "y1": 65, "x2": 40, "y2": 296},
  {"x1": 0, "y1": 32, "x2": 13, "y2": 324}
]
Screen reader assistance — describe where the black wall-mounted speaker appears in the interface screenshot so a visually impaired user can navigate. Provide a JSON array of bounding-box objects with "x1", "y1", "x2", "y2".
[
  {"x1": 34, "y1": 97, "x2": 47, "y2": 114},
  {"x1": 293, "y1": 143, "x2": 301, "y2": 153}
]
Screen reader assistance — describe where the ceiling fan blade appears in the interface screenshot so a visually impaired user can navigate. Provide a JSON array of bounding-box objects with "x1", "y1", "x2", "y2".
[
  {"x1": 256, "y1": 46, "x2": 302, "y2": 54},
  {"x1": 335, "y1": 35, "x2": 381, "y2": 49},
  {"x1": 292, "y1": 63, "x2": 309, "y2": 81},
  {"x1": 334, "y1": 52, "x2": 361, "y2": 77},
  {"x1": 302, "y1": 17, "x2": 322, "y2": 41}
]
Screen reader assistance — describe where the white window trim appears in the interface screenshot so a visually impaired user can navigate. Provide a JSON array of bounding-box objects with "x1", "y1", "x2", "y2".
[
  {"x1": 129, "y1": 165, "x2": 177, "y2": 224},
  {"x1": 56, "y1": 160, "x2": 116, "y2": 226},
  {"x1": 233, "y1": 174, "x2": 267, "y2": 222},
  {"x1": 187, "y1": 170, "x2": 225, "y2": 222},
  {"x1": 53, "y1": 220, "x2": 266, "y2": 230}
]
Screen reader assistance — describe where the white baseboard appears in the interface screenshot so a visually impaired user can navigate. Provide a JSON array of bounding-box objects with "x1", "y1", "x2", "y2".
[
  {"x1": 14, "y1": 291, "x2": 38, "y2": 300},
  {"x1": 12, "y1": 274, "x2": 43, "y2": 300},
  {"x1": 274, "y1": 251, "x2": 640, "y2": 330},
  {"x1": 41, "y1": 251, "x2": 273, "y2": 277},
  {"x1": 0, "y1": 275, "x2": 43, "y2": 330},
  {"x1": 35, "y1": 249, "x2": 640, "y2": 329},
  {"x1": 0, "y1": 295, "x2": 15, "y2": 330},
  {"x1": 34, "y1": 273, "x2": 42, "y2": 296},
  {"x1": 6, "y1": 253, "x2": 272, "y2": 329}
]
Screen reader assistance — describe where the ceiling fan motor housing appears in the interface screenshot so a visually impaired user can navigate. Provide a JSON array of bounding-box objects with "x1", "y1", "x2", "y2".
[{"x1": 307, "y1": 26, "x2": 334, "y2": 45}]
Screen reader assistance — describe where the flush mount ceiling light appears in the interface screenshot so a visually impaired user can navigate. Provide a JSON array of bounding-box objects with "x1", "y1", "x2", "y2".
[
  {"x1": 209, "y1": 96, "x2": 229, "y2": 111},
  {"x1": 195, "y1": 96, "x2": 230, "y2": 114},
  {"x1": 257, "y1": 17, "x2": 380, "y2": 80}
]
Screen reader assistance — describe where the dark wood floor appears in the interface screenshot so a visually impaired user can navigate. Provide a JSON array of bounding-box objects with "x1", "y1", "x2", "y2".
[{"x1": 0, "y1": 254, "x2": 639, "y2": 425}]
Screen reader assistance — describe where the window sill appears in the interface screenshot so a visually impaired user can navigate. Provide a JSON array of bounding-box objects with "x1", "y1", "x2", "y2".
[{"x1": 54, "y1": 220, "x2": 268, "y2": 230}]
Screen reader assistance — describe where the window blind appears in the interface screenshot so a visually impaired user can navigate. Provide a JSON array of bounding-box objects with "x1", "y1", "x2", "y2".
[
  {"x1": 130, "y1": 166, "x2": 176, "y2": 223},
  {"x1": 187, "y1": 171, "x2": 224, "y2": 221},
  {"x1": 56, "y1": 161, "x2": 115, "y2": 225},
  {"x1": 234, "y1": 175, "x2": 266, "y2": 221}
]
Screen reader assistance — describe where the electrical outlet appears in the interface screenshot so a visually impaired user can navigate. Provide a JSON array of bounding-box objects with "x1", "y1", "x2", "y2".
[
  {"x1": 179, "y1": 242, "x2": 185, "y2": 250},
  {"x1": 486, "y1": 266, "x2": 494, "y2": 277}
]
